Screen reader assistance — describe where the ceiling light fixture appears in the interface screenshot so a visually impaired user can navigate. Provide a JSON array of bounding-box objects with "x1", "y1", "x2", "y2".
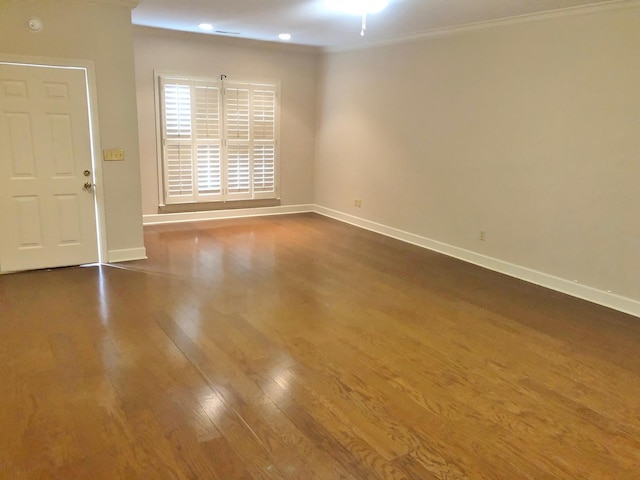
[
  {"x1": 325, "y1": 0, "x2": 388, "y2": 15},
  {"x1": 278, "y1": 33, "x2": 292, "y2": 41},
  {"x1": 325, "y1": 0, "x2": 389, "y2": 36},
  {"x1": 198, "y1": 23, "x2": 214, "y2": 31}
]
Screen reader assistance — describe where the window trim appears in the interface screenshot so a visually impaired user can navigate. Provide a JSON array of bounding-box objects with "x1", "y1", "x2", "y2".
[{"x1": 153, "y1": 70, "x2": 281, "y2": 207}]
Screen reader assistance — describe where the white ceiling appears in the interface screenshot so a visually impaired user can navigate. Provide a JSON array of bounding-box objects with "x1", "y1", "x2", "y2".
[{"x1": 131, "y1": 0, "x2": 620, "y2": 48}]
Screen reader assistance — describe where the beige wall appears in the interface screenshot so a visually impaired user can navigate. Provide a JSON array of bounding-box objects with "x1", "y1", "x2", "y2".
[
  {"x1": 315, "y1": 8, "x2": 640, "y2": 301},
  {"x1": 134, "y1": 26, "x2": 319, "y2": 215},
  {"x1": 0, "y1": 0, "x2": 145, "y2": 256}
]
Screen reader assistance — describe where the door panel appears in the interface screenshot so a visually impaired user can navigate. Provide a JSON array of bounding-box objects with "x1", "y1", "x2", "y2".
[{"x1": 0, "y1": 64, "x2": 98, "y2": 272}]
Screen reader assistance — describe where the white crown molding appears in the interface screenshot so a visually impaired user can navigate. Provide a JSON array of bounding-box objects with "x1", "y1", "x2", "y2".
[{"x1": 326, "y1": 0, "x2": 640, "y2": 53}]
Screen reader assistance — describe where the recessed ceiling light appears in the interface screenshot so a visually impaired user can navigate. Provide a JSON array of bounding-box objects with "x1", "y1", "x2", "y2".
[
  {"x1": 199, "y1": 23, "x2": 214, "y2": 31},
  {"x1": 325, "y1": 0, "x2": 389, "y2": 15},
  {"x1": 278, "y1": 33, "x2": 292, "y2": 41}
]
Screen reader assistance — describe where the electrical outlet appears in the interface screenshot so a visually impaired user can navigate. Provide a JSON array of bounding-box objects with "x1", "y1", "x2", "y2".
[
  {"x1": 479, "y1": 231, "x2": 486, "y2": 241},
  {"x1": 354, "y1": 199, "x2": 362, "y2": 208}
]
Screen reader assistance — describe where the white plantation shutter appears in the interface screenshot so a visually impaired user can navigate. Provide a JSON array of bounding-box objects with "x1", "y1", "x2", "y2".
[
  {"x1": 163, "y1": 82, "x2": 191, "y2": 139},
  {"x1": 194, "y1": 82, "x2": 222, "y2": 200},
  {"x1": 253, "y1": 88, "x2": 276, "y2": 140},
  {"x1": 165, "y1": 144, "x2": 193, "y2": 198},
  {"x1": 252, "y1": 87, "x2": 277, "y2": 197},
  {"x1": 226, "y1": 144, "x2": 251, "y2": 195},
  {"x1": 224, "y1": 86, "x2": 252, "y2": 199},
  {"x1": 224, "y1": 82, "x2": 278, "y2": 200},
  {"x1": 158, "y1": 74, "x2": 279, "y2": 205},
  {"x1": 197, "y1": 144, "x2": 221, "y2": 195},
  {"x1": 253, "y1": 144, "x2": 275, "y2": 193},
  {"x1": 161, "y1": 78, "x2": 194, "y2": 203},
  {"x1": 194, "y1": 83, "x2": 220, "y2": 139},
  {"x1": 225, "y1": 87, "x2": 250, "y2": 140}
]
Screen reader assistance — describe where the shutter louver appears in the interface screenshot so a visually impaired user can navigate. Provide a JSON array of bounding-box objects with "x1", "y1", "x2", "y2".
[
  {"x1": 225, "y1": 87, "x2": 250, "y2": 140},
  {"x1": 194, "y1": 83, "x2": 220, "y2": 139},
  {"x1": 164, "y1": 83, "x2": 191, "y2": 139},
  {"x1": 197, "y1": 144, "x2": 221, "y2": 195},
  {"x1": 253, "y1": 144, "x2": 275, "y2": 193},
  {"x1": 227, "y1": 144, "x2": 251, "y2": 194},
  {"x1": 253, "y1": 88, "x2": 276, "y2": 141},
  {"x1": 165, "y1": 144, "x2": 193, "y2": 198}
]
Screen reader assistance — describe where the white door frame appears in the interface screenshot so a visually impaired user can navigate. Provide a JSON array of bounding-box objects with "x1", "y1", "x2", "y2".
[{"x1": 0, "y1": 53, "x2": 108, "y2": 267}]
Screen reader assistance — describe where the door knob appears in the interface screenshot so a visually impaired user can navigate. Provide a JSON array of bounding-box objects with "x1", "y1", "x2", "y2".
[
  {"x1": 83, "y1": 170, "x2": 91, "y2": 177},
  {"x1": 83, "y1": 182, "x2": 94, "y2": 191}
]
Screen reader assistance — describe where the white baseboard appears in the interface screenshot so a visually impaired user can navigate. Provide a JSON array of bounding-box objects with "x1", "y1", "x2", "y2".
[
  {"x1": 143, "y1": 204, "x2": 315, "y2": 226},
  {"x1": 108, "y1": 247, "x2": 147, "y2": 263},
  {"x1": 313, "y1": 205, "x2": 640, "y2": 319}
]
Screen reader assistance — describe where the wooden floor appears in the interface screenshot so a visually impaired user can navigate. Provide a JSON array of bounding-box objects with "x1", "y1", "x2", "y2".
[{"x1": 1, "y1": 213, "x2": 639, "y2": 479}]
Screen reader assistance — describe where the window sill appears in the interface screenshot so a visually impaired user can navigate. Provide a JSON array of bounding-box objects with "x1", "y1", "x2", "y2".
[{"x1": 158, "y1": 198, "x2": 281, "y2": 214}]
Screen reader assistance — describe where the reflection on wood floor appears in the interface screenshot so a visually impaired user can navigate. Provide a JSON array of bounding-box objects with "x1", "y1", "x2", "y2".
[{"x1": 1, "y1": 213, "x2": 639, "y2": 479}]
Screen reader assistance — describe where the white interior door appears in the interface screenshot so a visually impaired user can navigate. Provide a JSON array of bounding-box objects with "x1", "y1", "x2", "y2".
[{"x1": 0, "y1": 64, "x2": 98, "y2": 272}]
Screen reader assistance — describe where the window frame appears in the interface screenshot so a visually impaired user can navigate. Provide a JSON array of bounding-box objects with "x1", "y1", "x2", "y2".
[{"x1": 154, "y1": 70, "x2": 281, "y2": 207}]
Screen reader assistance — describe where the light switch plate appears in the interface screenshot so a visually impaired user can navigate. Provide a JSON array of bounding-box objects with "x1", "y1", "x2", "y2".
[{"x1": 103, "y1": 148, "x2": 125, "y2": 161}]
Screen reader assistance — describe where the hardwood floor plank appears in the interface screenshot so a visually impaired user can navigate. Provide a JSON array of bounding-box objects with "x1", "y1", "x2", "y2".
[
  {"x1": 201, "y1": 435, "x2": 255, "y2": 480},
  {"x1": 392, "y1": 453, "x2": 440, "y2": 480}
]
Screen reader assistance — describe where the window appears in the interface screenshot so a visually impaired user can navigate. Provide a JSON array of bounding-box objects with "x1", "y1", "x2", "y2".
[{"x1": 158, "y1": 74, "x2": 279, "y2": 205}]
